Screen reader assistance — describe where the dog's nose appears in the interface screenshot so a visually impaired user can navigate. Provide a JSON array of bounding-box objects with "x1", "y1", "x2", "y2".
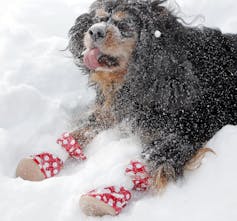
[{"x1": 88, "y1": 24, "x2": 106, "y2": 42}]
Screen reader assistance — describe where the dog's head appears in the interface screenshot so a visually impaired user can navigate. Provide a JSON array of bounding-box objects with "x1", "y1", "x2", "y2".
[{"x1": 68, "y1": 0, "x2": 174, "y2": 74}]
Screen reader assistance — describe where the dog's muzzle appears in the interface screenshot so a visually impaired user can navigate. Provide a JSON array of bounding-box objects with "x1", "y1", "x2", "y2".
[
  {"x1": 88, "y1": 23, "x2": 106, "y2": 42},
  {"x1": 83, "y1": 22, "x2": 119, "y2": 70}
]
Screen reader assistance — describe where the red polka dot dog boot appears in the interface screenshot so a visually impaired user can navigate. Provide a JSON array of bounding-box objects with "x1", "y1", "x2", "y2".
[
  {"x1": 80, "y1": 186, "x2": 132, "y2": 216},
  {"x1": 79, "y1": 161, "x2": 151, "y2": 216},
  {"x1": 56, "y1": 132, "x2": 86, "y2": 160},
  {"x1": 16, "y1": 132, "x2": 86, "y2": 181},
  {"x1": 125, "y1": 160, "x2": 152, "y2": 191},
  {"x1": 16, "y1": 152, "x2": 64, "y2": 181}
]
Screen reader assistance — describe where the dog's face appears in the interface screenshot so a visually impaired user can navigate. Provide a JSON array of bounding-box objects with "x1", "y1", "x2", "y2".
[
  {"x1": 69, "y1": 0, "x2": 169, "y2": 74},
  {"x1": 83, "y1": 7, "x2": 140, "y2": 73},
  {"x1": 69, "y1": 1, "x2": 149, "y2": 73}
]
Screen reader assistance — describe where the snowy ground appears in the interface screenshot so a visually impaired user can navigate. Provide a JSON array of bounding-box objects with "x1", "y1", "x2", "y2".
[{"x1": 0, "y1": 0, "x2": 237, "y2": 220}]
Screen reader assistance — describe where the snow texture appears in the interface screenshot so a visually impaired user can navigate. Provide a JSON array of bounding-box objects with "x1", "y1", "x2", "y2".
[{"x1": 0, "y1": 0, "x2": 237, "y2": 220}]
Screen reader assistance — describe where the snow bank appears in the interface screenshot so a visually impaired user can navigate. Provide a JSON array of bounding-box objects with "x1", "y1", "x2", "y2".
[{"x1": 0, "y1": 0, "x2": 237, "y2": 220}]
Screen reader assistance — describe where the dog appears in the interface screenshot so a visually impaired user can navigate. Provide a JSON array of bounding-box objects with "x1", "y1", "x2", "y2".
[{"x1": 68, "y1": 0, "x2": 237, "y2": 188}]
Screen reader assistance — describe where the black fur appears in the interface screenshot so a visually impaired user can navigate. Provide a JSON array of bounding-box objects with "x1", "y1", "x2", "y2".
[{"x1": 69, "y1": 0, "x2": 237, "y2": 180}]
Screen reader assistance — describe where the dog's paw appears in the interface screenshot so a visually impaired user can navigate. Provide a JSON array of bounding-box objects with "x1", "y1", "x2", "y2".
[
  {"x1": 80, "y1": 186, "x2": 131, "y2": 216},
  {"x1": 16, "y1": 153, "x2": 63, "y2": 181}
]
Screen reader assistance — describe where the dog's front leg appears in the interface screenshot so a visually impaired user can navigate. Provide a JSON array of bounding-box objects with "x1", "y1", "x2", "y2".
[
  {"x1": 15, "y1": 107, "x2": 114, "y2": 181},
  {"x1": 69, "y1": 107, "x2": 116, "y2": 147}
]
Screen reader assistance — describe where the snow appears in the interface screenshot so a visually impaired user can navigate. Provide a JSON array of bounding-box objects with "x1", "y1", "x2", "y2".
[
  {"x1": 154, "y1": 30, "x2": 162, "y2": 38},
  {"x1": 0, "y1": 0, "x2": 237, "y2": 220}
]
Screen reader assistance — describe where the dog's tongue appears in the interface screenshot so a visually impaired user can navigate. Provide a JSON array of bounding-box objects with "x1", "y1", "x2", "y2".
[{"x1": 83, "y1": 48, "x2": 102, "y2": 70}]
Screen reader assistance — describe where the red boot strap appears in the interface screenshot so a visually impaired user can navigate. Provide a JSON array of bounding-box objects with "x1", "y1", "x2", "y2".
[
  {"x1": 125, "y1": 161, "x2": 151, "y2": 191},
  {"x1": 56, "y1": 132, "x2": 86, "y2": 160},
  {"x1": 86, "y1": 186, "x2": 131, "y2": 215},
  {"x1": 32, "y1": 152, "x2": 63, "y2": 178}
]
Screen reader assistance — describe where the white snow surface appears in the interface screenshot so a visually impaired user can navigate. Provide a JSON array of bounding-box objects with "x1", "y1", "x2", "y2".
[{"x1": 0, "y1": 0, "x2": 237, "y2": 220}]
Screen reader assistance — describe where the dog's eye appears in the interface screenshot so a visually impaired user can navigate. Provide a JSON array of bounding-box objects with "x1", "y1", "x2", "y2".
[
  {"x1": 94, "y1": 17, "x2": 109, "y2": 23},
  {"x1": 99, "y1": 17, "x2": 109, "y2": 22},
  {"x1": 95, "y1": 17, "x2": 109, "y2": 23},
  {"x1": 118, "y1": 22, "x2": 130, "y2": 32}
]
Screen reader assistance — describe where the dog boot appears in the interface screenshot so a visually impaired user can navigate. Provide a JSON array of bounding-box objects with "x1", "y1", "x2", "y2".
[
  {"x1": 16, "y1": 132, "x2": 86, "y2": 181},
  {"x1": 80, "y1": 186, "x2": 132, "y2": 216},
  {"x1": 16, "y1": 152, "x2": 64, "y2": 181},
  {"x1": 56, "y1": 132, "x2": 86, "y2": 160},
  {"x1": 125, "y1": 160, "x2": 152, "y2": 191}
]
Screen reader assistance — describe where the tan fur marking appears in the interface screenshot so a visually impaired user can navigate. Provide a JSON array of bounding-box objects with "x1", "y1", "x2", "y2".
[
  {"x1": 153, "y1": 167, "x2": 169, "y2": 191},
  {"x1": 112, "y1": 11, "x2": 127, "y2": 21},
  {"x1": 152, "y1": 164, "x2": 175, "y2": 191},
  {"x1": 70, "y1": 127, "x2": 92, "y2": 148},
  {"x1": 152, "y1": 147, "x2": 215, "y2": 191},
  {"x1": 91, "y1": 70, "x2": 127, "y2": 109},
  {"x1": 104, "y1": 29, "x2": 118, "y2": 50},
  {"x1": 96, "y1": 8, "x2": 109, "y2": 18},
  {"x1": 91, "y1": 70, "x2": 126, "y2": 85},
  {"x1": 101, "y1": 26, "x2": 136, "y2": 59},
  {"x1": 185, "y1": 147, "x2": 215, "y2": 170},
  {"x1": 104, "y1": 32, "x2": 136, "y2": 54}
]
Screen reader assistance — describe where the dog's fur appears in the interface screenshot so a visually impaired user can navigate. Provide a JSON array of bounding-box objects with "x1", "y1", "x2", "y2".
[{"x1": 68, "y1": 0, "x2": 237, "y2": 188}]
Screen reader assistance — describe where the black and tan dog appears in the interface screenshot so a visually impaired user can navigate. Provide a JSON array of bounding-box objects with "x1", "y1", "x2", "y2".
[
  {"x1": 15, "y1": 0, "x2": 237, "y2": 216},
  {"x1": 68, "y1": 0, "x2": 237, "y2": 187}
]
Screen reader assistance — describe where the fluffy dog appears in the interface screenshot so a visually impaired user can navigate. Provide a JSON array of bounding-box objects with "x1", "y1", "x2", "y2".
[{"x1": 68, "y1": 0, "x2": 237, "y2": 188}]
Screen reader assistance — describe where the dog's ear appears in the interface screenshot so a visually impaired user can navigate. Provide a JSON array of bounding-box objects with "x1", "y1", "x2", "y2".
[
  {"x1": 68, "y1": 13, "x2": 94, "y2": 60},
  {"x1": 150, "y1": 0, "x2": 167, "y2": 14},
  {"x1": 150, "y1": 0, "x2": 177, "y2": 33},
  {"x1": 135, "y1": 1, "x2": 171, "y2": 40}
]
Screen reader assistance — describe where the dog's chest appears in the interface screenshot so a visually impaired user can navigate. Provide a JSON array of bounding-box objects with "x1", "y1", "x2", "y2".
[{"x1": 91, "y1": 70, "x2": 127, "y2": 109}]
